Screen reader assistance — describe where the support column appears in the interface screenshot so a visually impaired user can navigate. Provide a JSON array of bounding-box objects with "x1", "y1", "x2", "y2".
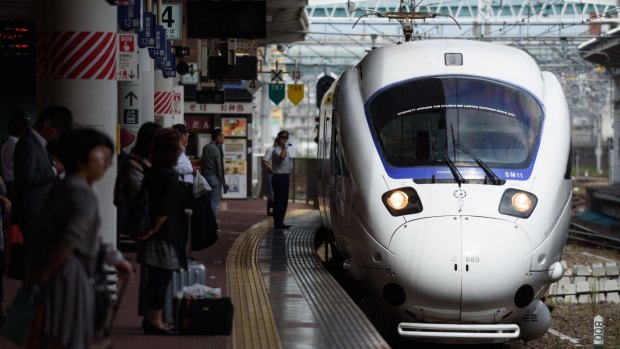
[
  {"x1": 140, "y1": 48, "x2": 155, "y2": 124},
  {"x1": 36, "y1": 0, "x2": 118, "y2": 245},
  {"x1": 154, "y1": 71, "x2": 174, "y2": 126}
]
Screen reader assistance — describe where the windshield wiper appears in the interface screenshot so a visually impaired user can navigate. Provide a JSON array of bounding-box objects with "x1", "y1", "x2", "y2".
[
  {"x1": 454, "y1": 141, "x2": 502, "y2": 185},
  {"x1": 429, "y1": 137, "x2": 464, "y2": 187}
]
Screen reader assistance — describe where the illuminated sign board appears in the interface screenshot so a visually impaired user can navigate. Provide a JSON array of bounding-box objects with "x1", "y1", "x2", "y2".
[{"x1": 0, "y1": 21, "x2": 35, "y2": 59}]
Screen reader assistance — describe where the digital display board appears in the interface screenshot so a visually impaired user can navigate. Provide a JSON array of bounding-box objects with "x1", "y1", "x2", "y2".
[{"x1": 0, "y1": 21, "x2": 35, "y2": 59}]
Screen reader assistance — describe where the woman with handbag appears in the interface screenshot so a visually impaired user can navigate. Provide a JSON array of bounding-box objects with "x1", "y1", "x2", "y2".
[
  {"x1": 114, "y1": 122, "x2": 162, "y2": 239},
  {"x1": 135, "y1": 128, "x2": 187, "y2": 335},
  {"x1": 23, "y1": 129, "x2": 133, "y2": 349}
]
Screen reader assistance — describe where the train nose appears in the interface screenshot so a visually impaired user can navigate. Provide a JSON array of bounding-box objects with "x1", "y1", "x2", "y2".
[{"x1": 388, "y1": 216, "x2": 532, "y2": 322}]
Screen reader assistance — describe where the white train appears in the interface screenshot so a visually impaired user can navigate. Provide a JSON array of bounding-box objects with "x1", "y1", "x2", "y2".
[{"x1": 316, "y1": 40, "x2": 571, "y2": 343}]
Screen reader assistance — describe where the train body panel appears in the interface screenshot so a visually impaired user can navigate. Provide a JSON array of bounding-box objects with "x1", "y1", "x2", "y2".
[{"x1": 317, "y1": 39, "x2": 571, "y2": 343}]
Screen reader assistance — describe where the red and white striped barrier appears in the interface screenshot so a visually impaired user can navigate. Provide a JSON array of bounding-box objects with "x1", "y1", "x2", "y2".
[
  {"x1": 154, "y1": 91, "x2": 172, "y2": 115},
  {"x1": 37, "y1": 31, "x2": 116, "y2": 80}
]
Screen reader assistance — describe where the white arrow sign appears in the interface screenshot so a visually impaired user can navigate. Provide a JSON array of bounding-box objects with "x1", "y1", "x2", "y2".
[{"x1": 244, "y1": 79, "x2": 263, "y2": 94}]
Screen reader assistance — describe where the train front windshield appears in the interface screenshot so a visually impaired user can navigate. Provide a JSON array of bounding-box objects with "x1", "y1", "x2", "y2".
[{"x1": 368, "y1": 77, "x2": 543, "y2": 170}]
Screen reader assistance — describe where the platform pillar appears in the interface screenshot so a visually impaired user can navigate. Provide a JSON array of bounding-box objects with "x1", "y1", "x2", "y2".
[{"x1": 36, "y1": 0, "x2": 118, "y2": 245}]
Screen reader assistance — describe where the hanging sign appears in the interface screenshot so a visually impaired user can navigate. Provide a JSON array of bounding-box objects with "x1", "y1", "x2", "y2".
[
  {"x1": 289, "y1": 69, "x2": 302, "y2": 82},
  {"x1": 157, "y1": 40, "x2": 176, "y2": 78},
  {"x1": 243, "y1": 79, "x2": 262, "y2": 94},
  {"x1": 153, "y1": 3, "x2": 182, "y2": 40},
  {"x1": 269, "y1": 84, "x2": 285, "y2": 105},
  {"x1": 181, "y1": 62, "x2": 198, "y2": 84},
  {"x1": 270, "y1": 68, "x2": 283, "y2": 83},
  {"x1": 117, "y1": 0, "x2": 142, "y2": 31},
  {"x1": 148, "y1": 25, "x2": 166, "y2": 59},
  {"x1": 138, "y1": 12, "x2": 156, "y2": 48},
  {"x1": 117, "y1": 33, "x2": 139, "y2": 81},
  {"x1": 287, "y1": 84, "x2": 304, "y2": 106}
]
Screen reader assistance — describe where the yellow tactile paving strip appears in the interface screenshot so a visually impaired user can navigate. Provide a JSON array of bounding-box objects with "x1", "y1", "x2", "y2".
[{"x1": 227, "y1": 220, "x2": 281, "y2": 349}]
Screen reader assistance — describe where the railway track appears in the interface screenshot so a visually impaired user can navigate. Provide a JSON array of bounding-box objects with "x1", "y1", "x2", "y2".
[{"x1": 568, "y1": 222, "x2": 620, "y2": 250}]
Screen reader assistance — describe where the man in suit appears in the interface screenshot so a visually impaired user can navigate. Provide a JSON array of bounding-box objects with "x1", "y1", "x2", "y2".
[{"x1": 14, "y1": 105, "x2": 73, "y2": 246}]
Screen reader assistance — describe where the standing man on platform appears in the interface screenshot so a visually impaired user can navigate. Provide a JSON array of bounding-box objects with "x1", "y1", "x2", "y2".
[
  {"x1": 201, "y1": 128, "x2": 228, "y2": 219},
  {"x1": 173, "y1": 124, "x2": 197, "y2": 211},
  {"x1": 14, "y1": 105, "x2": 73, "y2": 254},
  {"x1": 268, "y1": 130, "x2": 292, "y2": 229}
]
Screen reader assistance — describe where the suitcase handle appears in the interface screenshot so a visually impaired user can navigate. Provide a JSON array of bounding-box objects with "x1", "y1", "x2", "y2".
[{"x1": 185, "y1": 209, "x2": 193, "y2": 259}]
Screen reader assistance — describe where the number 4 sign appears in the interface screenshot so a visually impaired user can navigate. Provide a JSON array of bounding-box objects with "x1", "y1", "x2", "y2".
[
  {"x1": 244, "y1": 79, "x2": 262, "y2": 94},
  {"x1": 153, "y1": 3, "x2": 181, "y2": 40}
]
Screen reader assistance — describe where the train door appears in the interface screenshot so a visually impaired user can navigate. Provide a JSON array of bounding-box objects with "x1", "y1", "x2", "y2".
[
  {"x1": 329, "y1": 90, "x2": 352, "y2": 248},
  {"x1": 317, "y1": 96, "x2": 333, "y2": 229},
  {"x1": 459, "y1": 217, "x2": 531, "y2": 321}
]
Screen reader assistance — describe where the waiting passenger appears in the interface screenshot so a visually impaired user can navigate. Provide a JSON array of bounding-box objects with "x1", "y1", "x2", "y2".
[
  {"x1": 136, "y1": 128, "x2": 187, "y2": 335},
  {"x1": 201, "y1": 128, "x2": 228, "y2": 218},
  {"x1": 13, "y1": 105, "x2": 73, "y2": 279},
  {"x1": 114, "y1": 122, "x2": 162, "y2": 238},
  {"x1": 23, "y1": 128, "x2": 133, "y2": 349}
]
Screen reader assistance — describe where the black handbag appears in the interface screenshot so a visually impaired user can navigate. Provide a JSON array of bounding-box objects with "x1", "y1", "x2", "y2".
[
  {"x1": 190, "y1": 195, "x2": 218, "y2": 251},
  {"x1": 177, "y1": 296, "x2": 233, "y2": 335},
  {"x1": 123, "y1": 189, "x2": 150, "y2": 238}
]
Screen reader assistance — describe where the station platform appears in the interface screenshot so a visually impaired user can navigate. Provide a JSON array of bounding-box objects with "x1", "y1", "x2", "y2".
[{"x1": 0, "y1": 199, "x2": 389, "y2": 349}]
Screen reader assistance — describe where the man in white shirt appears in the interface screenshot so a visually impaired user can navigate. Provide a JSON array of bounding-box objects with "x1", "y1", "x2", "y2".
[{"x1": 264, "y1": 130, "x2": 293, "y2": 229}]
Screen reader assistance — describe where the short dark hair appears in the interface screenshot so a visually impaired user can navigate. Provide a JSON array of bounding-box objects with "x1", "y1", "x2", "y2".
[
  {"x1": 36, "y1": 105, "x2": 73, "y2": 134},
  {"x1": 56, "y1": 128, "x2": 114, "y2": 174},
  {"x1": 172, "y1": 123, "x2": 188, "y2": 135},
  {"x1": 8, "y1": 110, "x2": 30, "y2": 137},
  {"x1": 211, "y1": 127, "x2": 223, "y2": 139},
  {"x1": 151, "y1": 128, "x2": 182, "y2": 166},
  {"x1": 131, "y1": 122, "x2": 162, "y2": 159}
]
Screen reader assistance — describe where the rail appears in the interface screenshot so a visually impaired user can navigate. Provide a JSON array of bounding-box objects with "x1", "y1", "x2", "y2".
[{"x1": 568, "y1": 222, "x2": 620, "y2": 250}]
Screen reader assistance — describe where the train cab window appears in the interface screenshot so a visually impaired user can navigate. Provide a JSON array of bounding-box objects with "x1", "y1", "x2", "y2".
[{"x1": 367, "y1": 77, "x2": 543, "y2": 170}]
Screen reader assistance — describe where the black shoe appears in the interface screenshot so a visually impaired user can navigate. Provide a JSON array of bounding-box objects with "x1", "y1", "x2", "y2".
[
  {"x1": 274, "y1": 223, "x2": 291, "y2": 229},
  {"x1": 142, "y1": 320, "x2": 178, "y2": 335}
]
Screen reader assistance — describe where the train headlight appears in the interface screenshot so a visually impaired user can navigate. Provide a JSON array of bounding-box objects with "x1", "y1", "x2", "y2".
[
  {"x1": 382, "y1": 187, "x2": 423, "y2": 216},
  {"x1": 387, "y1": 191, "x2": 408, "y2": 210},
  {"x1": 499, "y1": 189, "x2": 538, "y2": 218}
]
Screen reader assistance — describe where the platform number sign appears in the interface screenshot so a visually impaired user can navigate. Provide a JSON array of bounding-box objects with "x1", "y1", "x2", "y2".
[
  {"x1": 290, "y1": 70, "x2": 302, "y2": 82},
  {"x1": 244, "y1": 79, "x2": 262, "y2": 94},
  {"x1": 153, "y1": 4, "x2": 181, "y2": 40}
]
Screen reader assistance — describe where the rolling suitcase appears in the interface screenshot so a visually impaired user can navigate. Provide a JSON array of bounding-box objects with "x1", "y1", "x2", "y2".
[{"x1": 162, "y1": 209, "x2": 207, "y2": 325}]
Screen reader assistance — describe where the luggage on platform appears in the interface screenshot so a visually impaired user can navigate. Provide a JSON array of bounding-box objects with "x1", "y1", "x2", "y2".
[
  {"x1": 163, "y1": 209, "x2": 207, "y2": 324},
  {"x1": 176, "y1": 296, "x2": 233, "y2": 335},
  {"x1": 163, "y1": 260, "x2": 206, "y2": 325}
]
